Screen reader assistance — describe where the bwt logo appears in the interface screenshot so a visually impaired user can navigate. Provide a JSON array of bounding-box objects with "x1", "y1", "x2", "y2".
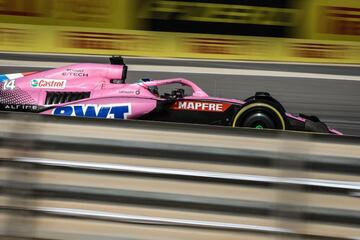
[{"x1": 53, "y1": 104, "x2": 131, "y2": 119}]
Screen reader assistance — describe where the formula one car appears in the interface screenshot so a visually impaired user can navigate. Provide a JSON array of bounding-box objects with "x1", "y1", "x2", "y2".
[{"x1": 0, "y1": 56, "x2": 341, "y2": 135}]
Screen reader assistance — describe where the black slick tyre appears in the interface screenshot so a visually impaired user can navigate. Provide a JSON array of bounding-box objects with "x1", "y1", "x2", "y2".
[{"x1": 232, "y1": 102, "x2": 286, "y2": 130}]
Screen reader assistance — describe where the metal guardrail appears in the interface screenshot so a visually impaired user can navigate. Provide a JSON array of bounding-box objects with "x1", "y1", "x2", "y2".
[{"x1": 0, "y1": 112, "x2": 359, "y2": 240}]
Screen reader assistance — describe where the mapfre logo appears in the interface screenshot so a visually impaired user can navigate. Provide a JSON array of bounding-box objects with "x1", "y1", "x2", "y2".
[
  {"x1": 30, "y1": 79, "x2": 66, "y2": 89},
  {"x1": 172, "y1": 101, "x2": 231, "y2": 112}
]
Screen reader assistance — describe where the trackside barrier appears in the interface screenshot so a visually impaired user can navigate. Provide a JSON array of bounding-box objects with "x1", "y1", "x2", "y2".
[
  {"x1": 1, "y1": 23, "x2": 360, "y2": 64},
  {"x1": 0, "y1": 0, "x2": 359, "y2": 64},
  {"x1": 0, "y1": 112, "x2": 359, "y2": 240}
]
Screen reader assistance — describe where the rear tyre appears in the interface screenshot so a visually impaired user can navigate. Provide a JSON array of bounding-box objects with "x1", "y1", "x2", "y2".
[{"x1": 232, "y1": 102, "x2": 286, "y2": 130}]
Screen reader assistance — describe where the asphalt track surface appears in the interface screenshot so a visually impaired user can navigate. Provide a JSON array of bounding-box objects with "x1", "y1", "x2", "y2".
[{"x1": 0, "y1": 53, "x2": 359, "y2": 136}]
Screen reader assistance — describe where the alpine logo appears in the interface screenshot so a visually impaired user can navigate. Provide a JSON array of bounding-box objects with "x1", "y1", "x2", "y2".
[
  {"x1": 52, "y1": 104, "x2": 131, "y2": 119},
  {"x1": 30, "y1": 79, "x2": 67, "y2": 89},
  {"x1": 172, "y1": 101, "x2": 231, "y2": 112}
]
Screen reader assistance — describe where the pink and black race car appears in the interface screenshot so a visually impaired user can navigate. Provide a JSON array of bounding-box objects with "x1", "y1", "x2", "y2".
[{"x1": 0, "y1": 57, "x2": 342, "y2": 135}]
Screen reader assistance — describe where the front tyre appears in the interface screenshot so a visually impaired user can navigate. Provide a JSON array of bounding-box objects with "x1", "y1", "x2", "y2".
[{"x1": 232, "y1": 103, "x2": 286, "y2": 130}]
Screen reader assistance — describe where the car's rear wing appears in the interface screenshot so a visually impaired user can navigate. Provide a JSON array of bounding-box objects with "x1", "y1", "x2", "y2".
[{"x1": 110, "y1": 56, "x2": 127, "y2": 83}]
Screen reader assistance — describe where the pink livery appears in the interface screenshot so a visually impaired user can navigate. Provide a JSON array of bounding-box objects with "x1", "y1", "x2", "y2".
[{"x1": 0, "y1": 56, "x2": 342, "y2": 135}]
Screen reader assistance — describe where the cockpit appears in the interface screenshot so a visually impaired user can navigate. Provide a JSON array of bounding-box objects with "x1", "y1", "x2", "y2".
[{"x1": 137, "y1": 78, "x2": 189, "y2": 99}]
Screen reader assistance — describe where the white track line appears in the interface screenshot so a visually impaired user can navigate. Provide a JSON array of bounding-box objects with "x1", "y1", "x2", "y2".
[
  {"x1": 129, "y1": 65, "x2": 360, "y2": 81},
  {"x1": 0, "y1": 60, "x2": 68, "y2": 68},
  {"x1": 2, "y1": 51, "x2": 360, "y2": 67},
  {"x1": 0, "y1": 60, "x2": 359, "y2": 82}
]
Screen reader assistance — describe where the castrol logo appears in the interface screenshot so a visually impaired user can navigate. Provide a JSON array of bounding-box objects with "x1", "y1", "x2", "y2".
[{"x1": 30, "y1": 79, "x2": 67, "y2": 89}]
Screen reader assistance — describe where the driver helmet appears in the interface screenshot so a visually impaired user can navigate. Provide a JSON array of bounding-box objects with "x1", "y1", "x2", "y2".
[{"x1": 137, "y1": 78, "x2": 159, "y2": 96}]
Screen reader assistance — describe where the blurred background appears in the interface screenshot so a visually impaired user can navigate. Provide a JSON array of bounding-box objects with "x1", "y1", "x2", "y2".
[
  {"x1": 0, "y1": 0, "x2": 359, "y2": 62},
  {"x1": 0, "y1": 1, "x2": 359, "y2": 240}
]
